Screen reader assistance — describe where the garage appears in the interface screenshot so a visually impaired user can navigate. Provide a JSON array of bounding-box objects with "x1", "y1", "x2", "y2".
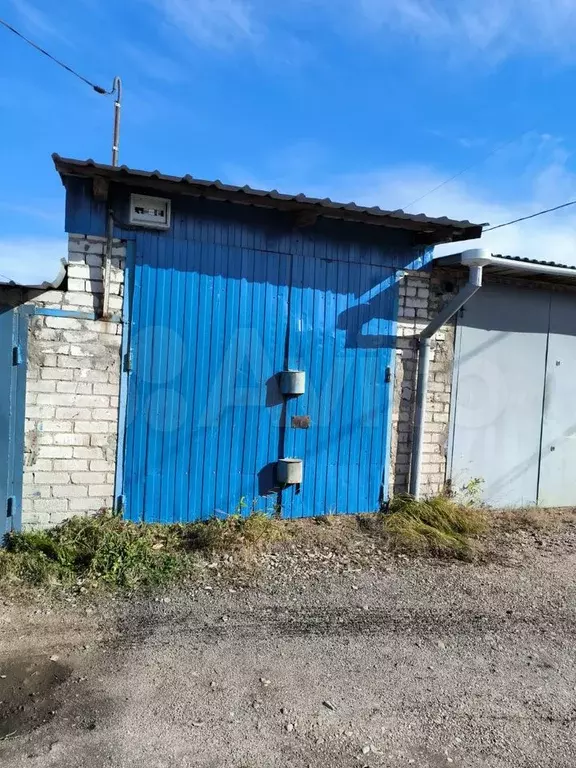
[
  {"x1": 51, "y1": 156, "x2": 481, "y2": 524},
  {"x1": 447, "y1": 268, "x2": 576, "y2": 507}
]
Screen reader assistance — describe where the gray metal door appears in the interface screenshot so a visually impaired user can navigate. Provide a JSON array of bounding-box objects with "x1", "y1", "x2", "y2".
[
  {"x1": 449, "y1": 284, "x2": 550, "y2": 506},
  {"x1": 537, "y1": 292, "x2": 576, "y2": 507}
]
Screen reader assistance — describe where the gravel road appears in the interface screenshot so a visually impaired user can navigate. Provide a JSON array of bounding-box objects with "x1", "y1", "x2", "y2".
[{"x1": 1, "y1": 521, "x2": 576, "y2": 767}]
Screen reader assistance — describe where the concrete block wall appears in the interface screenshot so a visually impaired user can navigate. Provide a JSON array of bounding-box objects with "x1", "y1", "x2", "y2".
[
  {"x1": 22, "y1": 235, "x2": 125, "y2": 528},
  {"x1": 390, "y1": 270, "x2": 456, "y2": 498}
]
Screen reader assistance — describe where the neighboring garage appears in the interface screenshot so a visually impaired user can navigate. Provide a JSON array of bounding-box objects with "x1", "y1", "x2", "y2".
[{"x1": 440, "y1": 257, "x2": 576, "y2": 508}]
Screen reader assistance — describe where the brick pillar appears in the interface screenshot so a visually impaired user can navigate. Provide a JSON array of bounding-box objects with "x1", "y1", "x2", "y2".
[
  {"x1": 390, "y1": 271, "x2": 456, "y2": 498},
  {"x1": 21, "y1": 235, "x2": 126, "y2": 528}
]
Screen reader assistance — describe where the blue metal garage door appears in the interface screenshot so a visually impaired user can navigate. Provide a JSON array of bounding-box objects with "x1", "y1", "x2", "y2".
[
  {"x1": 121, "y1": 236, "x2": 396, "y2": 522},
  {"x1": 282, "y1": 254, "x2": 396, "y2": 517}
]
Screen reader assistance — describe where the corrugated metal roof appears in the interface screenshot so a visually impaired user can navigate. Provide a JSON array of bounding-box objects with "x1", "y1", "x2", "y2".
[
  {"x1": 52, "y1": 154, "x2": 483, "y2": 244},
  {"x1": 435, "y1": 252, "x2": 576, "y2": 287},
  {"x1": 491, "y1": 254, "x2": 576, "y2": 271},
  {"x1": 0, "y1": 259, "x2": 67, "y2": 290}
]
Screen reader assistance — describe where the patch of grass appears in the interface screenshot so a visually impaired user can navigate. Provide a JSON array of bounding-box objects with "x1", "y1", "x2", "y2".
[
  {"x1": 493, "y1": 506, "x2": 574, "y2": 533},
  {"x1": 1, "y1": 513, "x2": 187, "y2": 590},
  {"x1": 182, "y1": 512, "x2": 287, "y2": 553},
  {"x1": 0, "y1": 511, "x2": 288, "y2": 592},
  {"x1": 0, "y1": 547, "x2": 65, "y2": 587},
  {"x1": 8, "y1": 498, "x2": 571, "y2": 594},
  {"x1": 383, "y1": 494, "x2": 487, "y2": 559}
]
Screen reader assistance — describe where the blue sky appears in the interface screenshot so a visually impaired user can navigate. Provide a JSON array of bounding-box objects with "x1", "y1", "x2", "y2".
[{"x1": 3, "y1": 0, "x2": 576, "y2": 283}]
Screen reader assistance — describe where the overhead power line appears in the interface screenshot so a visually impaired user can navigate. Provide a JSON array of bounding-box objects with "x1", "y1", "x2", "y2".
[
  {"x1": 484, "y1": 199, "x2": 576, "y2": 233},
  {"x1": 403, "y1": 131, "x2": 532, "y2": 212},
  {"x1": 0, "y1": 17, "x2": 112, "y2": 94}
]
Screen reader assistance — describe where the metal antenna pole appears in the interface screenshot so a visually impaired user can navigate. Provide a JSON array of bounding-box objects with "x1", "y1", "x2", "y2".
[
  {"x1": 103, "y1": 76, "x2": 122, "y2": 319},
  {"x1": 111, "y1": 76, "x2": 122, "y2": 166}
]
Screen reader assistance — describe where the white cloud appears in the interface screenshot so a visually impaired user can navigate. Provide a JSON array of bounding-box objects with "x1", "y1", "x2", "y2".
[
  {"x1": 0, "y1": 201, "x2": 62, "y2": 224},
  {"x1": 224, "y1": 139, "x2": 576, "y2": 265},
  {"x1": 333, "y1": 164, "x2": 576, "y2": 263},
  {"x1": 148, "y1": 0, "x2": 317, "y2": 70},
  {"x1": 139, "y1": 0, "x2": 576, "y2": 64},
  {"x1": 148, "y1": 0, "x2": 576, "y2": 62},
  {"x1": 123, "y1": 43, "x2": 185, "y2": 82},
  {"x1": 0, "y1": 238, "x2": 67, "y2": 286},
  {"x1": 149, "y1": 0, "x2": 576, "y2": 65},
  {"x1": 153, "y1": 0, "x2": 576, "y2": 61},
  {"x1": 356, "y1": 0, "x2": 576, "y2": 58},
  {"x1": 152, "y1": 0, "x2": 259, "y2": 49},
  {"x1": 9, "y1": 0, "x2": 58, "y2": 37}
]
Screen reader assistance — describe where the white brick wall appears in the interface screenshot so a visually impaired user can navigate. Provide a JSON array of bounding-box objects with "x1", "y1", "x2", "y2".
[
  {"x1": 390, "y1": 270, "x2": 455, "y2": 498},
  {"x1": 22, "y1": 235, "x2": 125, "y2": 528}
]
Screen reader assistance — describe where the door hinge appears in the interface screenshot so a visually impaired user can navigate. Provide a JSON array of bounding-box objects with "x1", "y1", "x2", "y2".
[
  {"x1": 123, "y1": 351, "x2": 132, "y2": 373},
  {"x1": 385, "y1": 366, "x2": 392, "y2": 383},
  {"x1": 12, "y1": 345, "x2": 22, "y2": 366},
  {"x1": 6, "y1": 497, "x2": 14, "y2": 518}
]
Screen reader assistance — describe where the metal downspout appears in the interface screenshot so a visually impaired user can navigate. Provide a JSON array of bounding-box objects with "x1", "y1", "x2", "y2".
[{"x1": 409, "y1": 249, "x2": 491, "y2": 499}]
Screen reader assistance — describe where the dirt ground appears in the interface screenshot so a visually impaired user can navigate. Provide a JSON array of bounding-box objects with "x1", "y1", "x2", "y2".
[{"x1": 2, "y1": 517, "x2": 576, "y2": 767}]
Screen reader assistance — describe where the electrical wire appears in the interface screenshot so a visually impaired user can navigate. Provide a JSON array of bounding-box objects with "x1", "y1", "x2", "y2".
[
  {"x1": 0, "y1": 17, "x2": 113, "y2": 94},
  {"x1": 5, "y1": 13, "x2": 574, "y2": 237},
  {"x1": 483, "y1": 199, "x2": 576, "y2": 232},
  {"x1": 403, "y1": 131, "x2": 532, "y2": 211}
]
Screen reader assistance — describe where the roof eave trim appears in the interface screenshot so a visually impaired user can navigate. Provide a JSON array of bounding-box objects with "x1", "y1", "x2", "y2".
[
  {"x1": 436, "y1": 252, "x2": 576, "y2": 280},
  {"x1": 52, "y1": 154, "x2": 483, "y2": 244}
]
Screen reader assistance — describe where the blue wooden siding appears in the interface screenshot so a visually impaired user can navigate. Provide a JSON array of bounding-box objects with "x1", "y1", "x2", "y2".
[{"x1": 65, "y1": 179, "x2": 431, "y2": 522}]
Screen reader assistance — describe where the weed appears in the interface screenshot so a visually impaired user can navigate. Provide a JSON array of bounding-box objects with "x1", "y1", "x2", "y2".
[
  {"x1": 6, "y1": 497, "x2": 567, "y2": 595},
  {"x1": 383, "y1": 494, "x2": 487, "y2": 559},
  {"x1": 0, "y1": 510, "x2": 288, "y2": 592},
  {"x1": 239, "y1": 511, "x2": 286, "y2": 546},
  {"x1": 234, "y1": 496, "x2": 249, "y2": 516},
  {"x1": 459, "y1": 477, "x2": 485, "y2": 507},
  {"x1": 182, "y1": 512, "x2": 287, "y2": 553},
  {"x1": 1, "y1": 512, "x2": 190, "y2": 591},
  {"x1": 494, "y1": 506, "x2": 569, "y2": 533},
  {"x1": 0, "y1": 547, "x2": 66, "y2": 587}
]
